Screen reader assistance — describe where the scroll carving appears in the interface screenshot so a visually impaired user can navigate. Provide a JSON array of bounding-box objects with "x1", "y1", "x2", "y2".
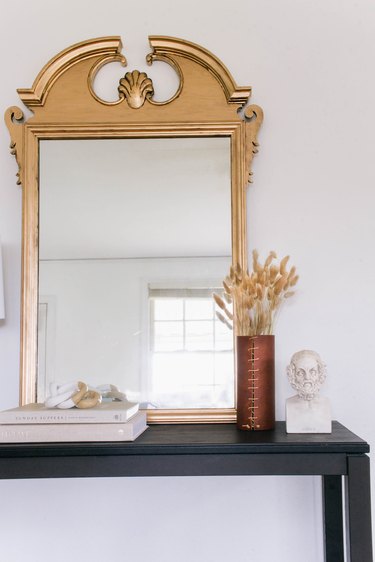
[
  {"x1": 4, "y1": 106, "x2": 25, "y2": 186},
  {"x1": 244, "y1": 104, "x2": 264, "y2": 186}
]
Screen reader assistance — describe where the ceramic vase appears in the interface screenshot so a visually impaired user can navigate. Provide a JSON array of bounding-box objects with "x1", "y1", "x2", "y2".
[{"x1": 236, "y1": 335, "x2": 275, "y2": 430}]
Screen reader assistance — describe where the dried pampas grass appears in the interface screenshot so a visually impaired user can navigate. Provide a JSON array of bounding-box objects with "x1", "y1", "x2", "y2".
[{"x1": 214, "y1": 250, "x2": 299, "y2": 336}]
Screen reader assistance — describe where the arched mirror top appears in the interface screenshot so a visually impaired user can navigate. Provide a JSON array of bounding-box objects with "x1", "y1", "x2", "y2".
[
  {"x1": 5, "y1": 36, "x2": 263, "y2": 422},
  {"x1": 6, "y1": 36, "x2": 263, "y2": 183}
]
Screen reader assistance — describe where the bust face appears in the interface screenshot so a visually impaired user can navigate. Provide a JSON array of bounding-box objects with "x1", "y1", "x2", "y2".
[{"x1": 287, "y1": 350, "x2": 326, "y2": 401}]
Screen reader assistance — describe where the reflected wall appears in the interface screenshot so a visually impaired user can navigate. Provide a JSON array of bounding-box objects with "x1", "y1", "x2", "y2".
[{"x1": 38, "y1": 138, "x2": 233, "y2": 407}]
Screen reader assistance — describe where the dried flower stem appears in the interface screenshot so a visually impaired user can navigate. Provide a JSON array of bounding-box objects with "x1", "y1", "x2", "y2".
[{"x1": 214, "y1": 250, "x2": 299, "y2": 336}]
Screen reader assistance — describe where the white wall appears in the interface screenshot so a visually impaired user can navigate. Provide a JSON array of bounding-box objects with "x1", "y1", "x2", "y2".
[
  {"x1": 0, "y1": 1, "x2": 374, "y2": 560},
  {"x1": 39, "y1": 256, "x2": 231, "y2": 402},
  {"x1": 39, "y1": 138, "x2": 231, "y2": 259}
]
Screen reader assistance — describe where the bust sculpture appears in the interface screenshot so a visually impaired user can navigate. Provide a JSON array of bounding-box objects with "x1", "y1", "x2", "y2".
[{"x1": 286, "y1": 350, "x2": 331, "y2": 433}]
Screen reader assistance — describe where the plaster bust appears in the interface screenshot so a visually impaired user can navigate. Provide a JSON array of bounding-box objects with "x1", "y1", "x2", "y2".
[
  {"x1": 286, "y1": 349, "x2": 326, "y2": 401},
  {"x1": 286, "y1": 350, "x2": 331, "y2": 433}
]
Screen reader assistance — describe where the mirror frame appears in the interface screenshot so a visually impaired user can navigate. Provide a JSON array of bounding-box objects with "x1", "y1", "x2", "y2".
[{"x1": 5, "y1": 36, "x2": 263, "y2": 423}]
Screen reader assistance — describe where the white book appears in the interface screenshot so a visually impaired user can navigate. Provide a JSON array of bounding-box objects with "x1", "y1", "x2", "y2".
[
  {"x1": 0, "y1": 411, "x2": 148, "y2": 443},
  {"x1": 0, "y1": 400, "x2": 139, "y2": 425}
]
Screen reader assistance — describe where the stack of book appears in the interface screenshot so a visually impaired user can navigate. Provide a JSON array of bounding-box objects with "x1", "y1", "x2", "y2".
[{"x1": 0, "y1": 400, "x2": 147, "y2": 443}]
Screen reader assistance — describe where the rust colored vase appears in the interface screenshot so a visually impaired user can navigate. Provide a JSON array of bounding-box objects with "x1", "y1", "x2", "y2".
[{"x1": 236, "y1": 335, "x2": 275, "y2": 430}]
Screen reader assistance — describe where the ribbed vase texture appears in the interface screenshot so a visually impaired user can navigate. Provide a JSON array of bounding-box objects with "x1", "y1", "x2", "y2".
[{"x1": 236, "y1": 335, "x2": 275, "y2": 431}]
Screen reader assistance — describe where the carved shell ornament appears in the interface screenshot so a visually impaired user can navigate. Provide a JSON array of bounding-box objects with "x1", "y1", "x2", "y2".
[{"x1": 118, "y1": 70, "x2": 154, "y2": 109}]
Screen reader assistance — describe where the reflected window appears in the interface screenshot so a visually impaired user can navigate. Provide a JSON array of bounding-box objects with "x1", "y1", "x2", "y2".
[{"x1": 149, "y1": 288, "x2": 234, "y2": 408}]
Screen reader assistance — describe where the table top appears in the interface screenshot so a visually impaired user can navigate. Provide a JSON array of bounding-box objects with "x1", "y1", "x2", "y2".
[{"x1": 0, "y1": 421, "x2": 369, "y2": 459}]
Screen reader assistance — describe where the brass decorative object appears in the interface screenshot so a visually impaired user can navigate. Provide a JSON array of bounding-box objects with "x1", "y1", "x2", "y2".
[
  {"x1": 5, "y1": 36, "x2": 263, "y2": 423},
  {"x1": 118, "y1": 70, "x2": 154, "y2": 109}
]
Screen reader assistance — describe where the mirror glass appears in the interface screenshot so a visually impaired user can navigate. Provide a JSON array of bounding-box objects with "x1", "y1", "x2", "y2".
[{"x1": 38, "y1": 137, "x2": 234, "y2": 409}]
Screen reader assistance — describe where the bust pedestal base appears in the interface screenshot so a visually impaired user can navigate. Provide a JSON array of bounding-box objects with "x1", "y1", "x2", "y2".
[{"x1": 286, "y1": 395, "x2": 331, "y2": 433}]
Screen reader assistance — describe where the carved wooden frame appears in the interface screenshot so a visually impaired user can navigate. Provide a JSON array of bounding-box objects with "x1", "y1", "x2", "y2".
[{"x1": 5, "y1": 36, "x2": 263, "y2": 423}]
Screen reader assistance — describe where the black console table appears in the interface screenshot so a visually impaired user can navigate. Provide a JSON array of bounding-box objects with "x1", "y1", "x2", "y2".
[{"x1": 0, "y1": 421, "x2": 372, "y2": 561}]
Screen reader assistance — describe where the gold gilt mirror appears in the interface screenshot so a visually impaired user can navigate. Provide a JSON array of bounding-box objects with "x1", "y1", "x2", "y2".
[{"x1": 5, "y1": 36, "x2": 263, "y2": 423}]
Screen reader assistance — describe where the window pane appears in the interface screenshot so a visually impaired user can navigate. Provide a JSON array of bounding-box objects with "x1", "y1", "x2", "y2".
[
  {"x1": 185, "y1": 298, "x2": 213, "y2": 320},
  {"x1": 214, "y1": 320, "x2": 233, "y2": 351},
  {"x1": 149, "y1": 294, "x2": 234, "y2": 408},
  {"x1": 151, "y1": 351, "x2": 234, "y2": 408},
  {"x1": 153, "y1": 352, "x2": 214, "y2": 387},
  {"x1": 153, "y1": 299, "x2": 183, "y2": 320},
  {"x1": 153, "y1": 321, "x2": 183, "y2": 351},
  {"x1": 185, "y1": 320, "x2": 213, "y2": 350},
  {"x1": 213, "y1": 352, "x2": 234, "y2": 384}
]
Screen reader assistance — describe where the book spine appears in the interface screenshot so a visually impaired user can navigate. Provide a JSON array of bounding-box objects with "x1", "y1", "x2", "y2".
[
  {"x1": 0, "y1": 412, "x2": 147, "y2": 443},
  {"x1": 0, "y1": 409, "x2": 137, "y2": 425}
]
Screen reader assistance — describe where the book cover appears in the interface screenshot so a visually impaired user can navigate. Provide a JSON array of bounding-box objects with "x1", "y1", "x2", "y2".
[
  {"x1": 0, "y1": 400, "x2": 139, "y2": 425},
  {"x1": 0, "y1": 411, "x2": 148, "y2": 443}
]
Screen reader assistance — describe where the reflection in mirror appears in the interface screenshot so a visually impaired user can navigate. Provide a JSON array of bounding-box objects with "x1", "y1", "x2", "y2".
[{"x1": 38, "y1": 137, "x2": 234, "y2": 409}]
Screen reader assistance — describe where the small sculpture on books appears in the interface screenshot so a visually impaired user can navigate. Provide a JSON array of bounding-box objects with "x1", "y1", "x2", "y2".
[
  {"x1": 286, "y1": 350, "x2": 331, "y2": 433},
  {"x1": 44, "y1": 382, "x2": 127, "y2": 409}
]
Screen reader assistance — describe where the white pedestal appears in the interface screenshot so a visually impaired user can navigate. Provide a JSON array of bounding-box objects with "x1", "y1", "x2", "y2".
[{"x1": 286, "y1": 395, "x2": 331, "y2": 433}]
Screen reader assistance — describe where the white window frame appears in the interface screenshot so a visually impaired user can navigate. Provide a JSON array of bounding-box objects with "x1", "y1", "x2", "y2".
[{"x1": 148, "y1": 285, "x2": 233, "y2": 407}]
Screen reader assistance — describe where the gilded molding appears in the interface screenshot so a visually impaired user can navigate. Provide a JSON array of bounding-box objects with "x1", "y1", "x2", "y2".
[
  {"x1": 148, "y1": 36, "x2": 251, "y2": 106},
  {"x1": 148, "y1": 408, "x2": 236, "y2": 424},
  {"x1": 4, "y1": 106, "x2": 25, "y2": 186},
  {"x1": 244, "y1": 104, "x2": 264, "y2": 185},
  {"x1": 5, "y1": 36, "x2": 263, "y2": 422},
  {"x1": 145, "y1": 53, "x2": 184, "y2": 106},
  {"x1": 17, "y1": 37, "x2": 123, "y2": 108},
  {"x1": 118, "y1": 70, "x2": 154, "y2": 109},
  {"x1": 90, "y1": 56, "x2": 184, "y2": 107},
  {"x1": 14, "y1": 36, "x2": 252, "y2": 112}
]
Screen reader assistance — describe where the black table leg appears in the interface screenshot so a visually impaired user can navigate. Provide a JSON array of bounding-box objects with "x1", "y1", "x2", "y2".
[
  {"x1": 323, "y1": 475, "x2": 344, "y2": 562},
  {"x1": 345, "y1": 454, "x2": 373, "y2": 562}
]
